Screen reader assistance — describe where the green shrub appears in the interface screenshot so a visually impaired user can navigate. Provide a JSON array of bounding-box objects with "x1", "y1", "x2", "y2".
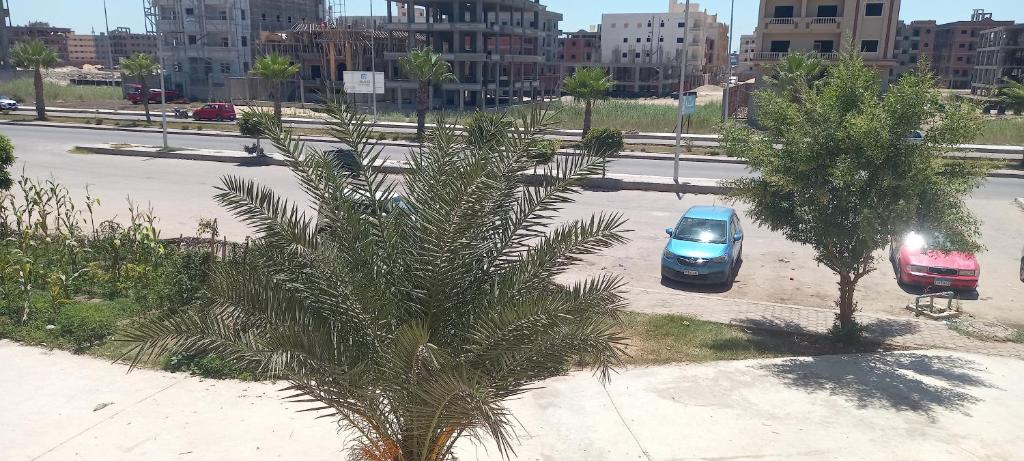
[
  {"x1": 582, "y1": 128, "x2": 625, "y2": 156},
  {"x1": 0, "y1": 134, "x2": 13, "y2": 191},
  {"x1": 56, "y1": 302, "x2": 117, "y2": 349},
  {"x1": 164, "y1": 352, "x2": 251, "y2": 380}
]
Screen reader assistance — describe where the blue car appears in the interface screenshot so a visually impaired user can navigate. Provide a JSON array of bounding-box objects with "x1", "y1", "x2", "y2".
[{"x1": 661, "y1": 206, "x2": 744, "y2": 284}]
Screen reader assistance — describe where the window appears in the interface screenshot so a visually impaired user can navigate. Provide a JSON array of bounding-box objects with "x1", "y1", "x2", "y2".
[
  {"x1": 660, "y1": 21, "x2": 665, "y2": 27},
  {"x1": 185, "y1": 7, "x2": 194, "y2": 16},
  {"x1": 243, "y1": 62, "x2": 250, "y2": 73},
  {"x1": 861, "y1": 40, "x2": 879, "y2": 52},
  {"x1": 636, "y1": 37, "x2": 641, "y2": 43},
  {"x1": 622, "y1": 52, "x2": 627, "y2": 58},
  {"x1": 262, "y1": 13, "x2": 267, "y2": 21},
  {"x1": 646, "y1": 36, "x2": 651, "y2": 42},
  {"x1": 924, "y1": 43, "x2": 929, "y2": 48},
  {"x1": 958, "y1": 43, "x2": 966, "y2": 49},
  {"x1": 773, "y1": 5, "x2": 794, "y2": 18},
  {"x1": 678, "y1": 22, "x2": 685, "y2": 27},
  {"x1": 911, "y1": 42, "x2": 919, "y2": 50},
  {"x1": 816, "y1": 5, "x2": 838, "y2": 17},
  {"x1": 769, "y1": 40, "x2": 790, "y2": 53},
  {"x1": 287, "y1": 16, "x2": 292, "y2": 23},
  {"x1": 960, "y1": 30, "x2": 967, "y2": 35},
  {"x1": 956, "y1": 56, "x2": 963, "y2": 62},
  {"x1": 220, "y1": 63, "x2": 231, "y2": 73},
  {"x1": 241, "y1": 9, "x2": 246, "y2": 20},
  {"x1": 623, "y1": 37, "x2": 628, "y2": 43},
  {"x1": 912, "y1": 28, "x2": 920, "y2": 37},
  {"x1": 865, "y1": 3, "x2": 883, "y2": 16},
  {"x1": 635, "y1": 52, "x2": 640, "y2": 58},
  {"x1": 623, "y1": 23, "x2": 628, "y2": 28},
  {"x1": 813, "y1": 40, "x2": 834, "y2": 53},
  {"x1": 570, "y1": 54, "x2": 576, "y2": 60},
  {"x1": 241, "y1": 36, "x2": 248, "y2": 47},
  {"x1": 610, "y1": 23, "x2": 616, "y2": 28},
  {"x1": 647, "y1": 20, "x2": 651, "y2": 27},
  {"x1": 659, "y1": 36, "x2": 664, "y2": 42},
  {"x1": 676, "y1": 37, "x2": 684, "y2": 43},
  {"x1": 221, "y1": 37, "x2": 229, "y2": 47},
  {"x1": 187, "y1": 35, "x2": 197, "y2": 45}
]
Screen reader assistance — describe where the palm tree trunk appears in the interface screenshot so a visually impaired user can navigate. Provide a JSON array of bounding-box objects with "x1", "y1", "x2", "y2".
[
  {"x1": 416, "y1": 80, "x2": 429, "y2": 140},
  {"x1": 33, "y1": 67, "x2": 45, "y2": 120},
  {"x1": 140, "y1": 78, "x2": 152, "y2": 123},
  {"x1": 274, "y1": 82, "x2": 283, "y2": 120},
  {"x1": 582, "y1": 99, "x2": 593, "y2": 138}
]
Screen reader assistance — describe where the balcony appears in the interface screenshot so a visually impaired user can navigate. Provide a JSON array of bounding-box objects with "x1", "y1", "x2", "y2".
[
  {"x1": 806, "y1": 16, "x2": 842, "y2": 30},
  {"x1": 754, "y1": 51, "x2": 839, "y2": 61},
  {"x1": 765, "y1": 17, "x2": 797, "y2": 31}
]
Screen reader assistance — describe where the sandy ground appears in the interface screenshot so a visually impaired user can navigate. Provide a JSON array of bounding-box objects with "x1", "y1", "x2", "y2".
[{"x1": 2, "y1": 341, "x2": 1022, "y2": 461}]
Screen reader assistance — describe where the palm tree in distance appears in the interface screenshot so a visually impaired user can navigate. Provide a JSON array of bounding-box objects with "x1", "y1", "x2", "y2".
[
  {"x1": 399, "y1": 48, "x2": 457, "y2": 140},
  {"x1": 10, "y1": 39, "x2": 58, "y2": 120},
  {"x1": 120, "y1": 53, "x2": 162, "y2": 123},
  {"x1": 251, "y1": 53, "x2": 300, "y2": 120},
  {"x1": 562, "y1": 67, "x2": 614, "y2": 137}
]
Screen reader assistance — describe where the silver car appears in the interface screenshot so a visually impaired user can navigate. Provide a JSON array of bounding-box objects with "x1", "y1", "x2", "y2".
[{"x1": 0, "y1": 95, "x2": 18, "y2": 111}]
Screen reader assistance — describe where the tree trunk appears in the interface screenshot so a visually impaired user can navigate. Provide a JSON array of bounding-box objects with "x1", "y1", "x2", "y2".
[
  {"x1": 140, "y1": 77, "x2": 152, "y2": 123},
  {"x1": 33, "y1": 67, "x2": 45, "y2": 120},
  {"x1": 415, "y1": 80, "x2": 429, "y2": 140},
  {"x1": 582, "y1": 99, "x2": 593, "y2": 137},
  {"x1": 273, "y1": 82, "x2": 283, "y2": 121},
  {"x1": 837, "y1": 274, "x2": 857, "y2": 331}
]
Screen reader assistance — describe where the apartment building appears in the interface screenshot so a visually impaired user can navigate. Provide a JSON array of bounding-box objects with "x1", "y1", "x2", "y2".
[
  {"x1": 736, "y1": 33, "x2": 756, "y2": 80},
  {"x1": 972, "y1": 24, "x2": 1024, "y2": 97},
  {"x1": 68, "y1": 33, "x2": 101, "y2": 66},
  {"x1": 381, "y1": 0, "x2": 563, "y2": 110},
  {"x1": 599, "y1": 1, "x2": 729, "y2": 96},
  {"x1": 150, "y1": 0, "x2": 322, "y2": 100},
  {"x1": 100, "y1": 27, "x2": 158, "y2": 66},
  {"x1": 751, "y1": 0, "x2": 900, "y2": 81},
  {"x1": 892, "y1": 19, "x2": 935, "y2": 81},
  {"x1": 933, "y1": 9, "x2": 1012, "y2": 90},
  {"x1": 9, "y1": 22, "x2": 72, "y2": 64},
  {"x1": 560, "y1": 28, "x2": 601, "y2": 65}
]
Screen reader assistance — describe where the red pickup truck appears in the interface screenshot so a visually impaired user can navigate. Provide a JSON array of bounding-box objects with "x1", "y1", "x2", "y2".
[
  {"x1": 125, "y1": 84, "x2": 180, "y2": 104},
  {"x1": 192, "y1": 103, "x2": 237, "y2": 121}
]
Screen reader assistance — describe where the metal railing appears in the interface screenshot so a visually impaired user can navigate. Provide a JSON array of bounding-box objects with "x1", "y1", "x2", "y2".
[
  {"x1": 753, "y1": 51, "x2": 839, "y2": 61},
  {"x1": 810, "y1": 16, "x2": 840, "y2": 24},
  {"x1": 767, "y1": 18, "x2": 795, "y2": 25}
]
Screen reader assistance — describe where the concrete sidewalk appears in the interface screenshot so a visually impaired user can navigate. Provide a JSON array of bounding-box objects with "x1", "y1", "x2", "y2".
[{"x1": 2, "y1": 341, "x2": 1022, "y2": 461}]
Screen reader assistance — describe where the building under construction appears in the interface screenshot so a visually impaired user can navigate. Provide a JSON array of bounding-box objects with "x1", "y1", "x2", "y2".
[
  {"x1": 0, "y1": 0, "x2": 10, "y2": 69},
  {"x1": 148, "y1": 0, "x2": 322, "y2": 100},
  {"x1": 380, "y1": 0, "x2": 564, "y2": 110}
]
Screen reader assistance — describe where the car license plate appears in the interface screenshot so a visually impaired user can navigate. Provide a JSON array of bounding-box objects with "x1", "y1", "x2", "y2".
[
  {"x1": 935, "y1": 279, "x2": 952, "y2": 287},
  {"x1": 683, "y1": 270, "x2": 700, "y2": 276}
]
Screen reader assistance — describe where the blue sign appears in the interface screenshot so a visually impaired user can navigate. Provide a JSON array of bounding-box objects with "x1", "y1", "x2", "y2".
[{"x1": 682, "y1": 93, "x2": 697, "y2": 115}]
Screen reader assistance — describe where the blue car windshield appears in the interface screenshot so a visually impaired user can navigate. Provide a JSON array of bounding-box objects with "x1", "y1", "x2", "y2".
[{"x1": 674, "y1": 217, "x2": 728, "y2": 244}]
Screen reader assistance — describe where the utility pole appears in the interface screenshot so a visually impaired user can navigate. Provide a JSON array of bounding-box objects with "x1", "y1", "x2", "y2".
[
  {"x1": 721, "y1": 0, "x2": 735, "y2": 122},
  {"x1": 370, "y1": 1, "x2": 378, "y2": 121},
  {"x1": 672, "y1": 0, "x2": 691, "y2": 183},
  {"x1": 151, "y1": 0, "x2": 168, "y2": 150},
  {"x1": 103, "y1": 0, "x2": 114, "y2": 69}
]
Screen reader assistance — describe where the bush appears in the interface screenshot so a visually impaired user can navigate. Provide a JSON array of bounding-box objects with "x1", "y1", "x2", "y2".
[
  {"x1": 57, "y1": 302, "x2": 117, "y2": 349},
  {"x1": 582, "y1": 128, "x2": 625, "y2": 156},
  {"x1": 0, "y1": 134, "x2": 13, "y2": 191},
  {"x1": 164, "y1": 352, "x2": 251, "y2": 380}
]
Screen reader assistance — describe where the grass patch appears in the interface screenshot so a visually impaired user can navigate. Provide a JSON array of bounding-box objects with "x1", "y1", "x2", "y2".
[
  {"x1": 621, "y1": 312, "x2": 888, "y2": 365},
  {"x1": 976, "y1": 118, "x2": 1024, "y2": 146},
  {"x1": 1011, "y1": 330, "x2": 1024, "y2": 344},
  {"x1": 0, "y1": 78, "x2": 122, "y2": 104}
]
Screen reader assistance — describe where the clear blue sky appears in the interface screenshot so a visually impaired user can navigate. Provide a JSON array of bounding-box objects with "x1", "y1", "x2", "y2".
[{"x1": 9, "y1": 0, "x2": 1024, "y2": 51}]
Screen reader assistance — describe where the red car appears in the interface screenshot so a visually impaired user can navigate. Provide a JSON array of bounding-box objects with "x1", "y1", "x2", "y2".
[
  {"x1": 126, "y1": 85, "x2": 180, "y2": 104},
  {"x1": 192, "y1": 103, "x2": 237, "y2": 121},
  {"x1": 890, "y1": 232, "x2": 980, "y2": 291}
]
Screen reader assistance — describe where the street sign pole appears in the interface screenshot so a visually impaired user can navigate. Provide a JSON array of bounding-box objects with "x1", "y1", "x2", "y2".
[
  {"x1": 370, "y1": 9, "x2": 378, "y2": 122},
  {"x1": 155, "y1": 22, "x2": 168, "y2": 150},
  {"x1": 673, "y1": 0, "x2": 691, "y2": 183},
  {"x1": 722, "y1": 0, "x2": 735, "y2": 122}
]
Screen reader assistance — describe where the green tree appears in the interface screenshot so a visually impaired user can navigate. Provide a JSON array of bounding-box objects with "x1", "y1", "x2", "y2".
[
  {"x1": 0, "y1": 134, "x2": 14, "y2": 191},
  {"x1": 120, "y1": 105, "x2": 628, "y2": 459},
  {"x1": 763, "y1": 52, "x2": 825, "y2": 101},
  {"x1": 10, "y1": 39, "x2": 58, "y2": 120},
  {"x1": 721, "y1": 54, "x2": 987, "y2": 341},
  {"x1": 120, "y1": 53, "x2": 161, "y2": 123},
  {"x1": 237, "y1": 109, "x2": 279, "y2": 157},
  {"x1": 250, "y1": 53, "x2": 300, "y2": 120},
  {"x1": 582, "y1": 128, "x2": 625, "y2": 178},
  {"x1": 562, "y1": 67, "x2": 613, "y2": 137},
  {"x1": 399, "y1": 48, "x2": 457, "y2": 140},
  {"x1": 996, "y1": 78, "x2": 1024, "y2": 115}
]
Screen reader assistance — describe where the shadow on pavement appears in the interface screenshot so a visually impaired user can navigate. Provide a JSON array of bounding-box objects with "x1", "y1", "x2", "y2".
[
  {"x1": 763, "y1": 352, "x2": 997, "y2": 418},
  {"x1": 862, "y1": 317, "x2": 923, "y2": 341},
  {"x1": 659, "y1": 260, "x2": 743, "y2": 295}
]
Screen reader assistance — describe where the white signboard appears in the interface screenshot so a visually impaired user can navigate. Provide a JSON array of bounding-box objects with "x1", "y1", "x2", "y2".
[{"x1": 343, "y1": 71, "x2": 385, "y2": 94}]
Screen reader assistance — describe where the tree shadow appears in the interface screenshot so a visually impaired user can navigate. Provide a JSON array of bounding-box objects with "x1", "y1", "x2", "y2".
[
  {"x1": 762, "y1": 352, "x2": 998, "y2": 419},
  {"x1": 861, "y1": 317, "x2": 923, "y2": 342}
]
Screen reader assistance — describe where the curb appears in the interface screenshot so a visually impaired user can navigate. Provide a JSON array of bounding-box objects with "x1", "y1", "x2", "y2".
[{"x1": 74, "y1": 144, "x2": 727, "y2": 195}]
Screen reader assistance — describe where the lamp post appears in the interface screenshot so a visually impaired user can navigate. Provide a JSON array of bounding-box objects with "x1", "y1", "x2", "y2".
[
  {"x1": 102, "y1": 0, "x2": 114, "y2": 70},
  {"x1": 721, "y1": 0, "x2": 735, "y2": 122},
  {"x1": 672, "y1": 0, "x2": 691, "y2": 183},
  {"x1": 370, "y1": 1, "x2": 378, "y2": 121}
]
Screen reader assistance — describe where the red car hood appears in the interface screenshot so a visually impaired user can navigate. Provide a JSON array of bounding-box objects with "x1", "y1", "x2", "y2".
[{"x1": 902, "y1": 249, "x2": 978, "y2": 269}]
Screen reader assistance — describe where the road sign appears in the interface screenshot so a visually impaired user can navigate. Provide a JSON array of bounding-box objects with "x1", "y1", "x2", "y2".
[
  {"x1": 682, "y1": 91, "x2": 698, "y2": 115},
  {"x1": 343, "y1": 71, "x2": 385, "y2": 94}
]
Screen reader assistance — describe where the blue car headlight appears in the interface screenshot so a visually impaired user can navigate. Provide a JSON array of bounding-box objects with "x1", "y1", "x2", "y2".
[
  {"x1": 711, "y1": 255, "x2": 729, "y2": 263},
  {"x1": 663, "y1": 249, "x2": 675, "y2": 259}
]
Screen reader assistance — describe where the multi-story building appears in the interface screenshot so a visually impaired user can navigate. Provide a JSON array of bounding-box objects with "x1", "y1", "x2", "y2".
[
  {"x1": 9, "y1": 22, "x2": 72, "y2": 64},
  {"x1": 68, "y1": 33, "x2": 101, "y2": 66},
  {"x1": 381, "y1": 0, "x2": 563, "y2": 110},
  {"x1": 892, "y1": 19, "x2": 935, "y2": 81},
  {"x1": 972, "y1": 24, "x2": 1024, "y2": 97},
  {"x1": 150, "y1": 0, "x2": 322, "y2": 100},
  {"x1": 751, "y1": 0, "x2": 901, "y2": 82},
  {"x1": 736, "y1": 33, "x2": 756, "y2": 80},
  {"x1": 933, "y1": 9, "x2": 1012, "y2": 90},
  {"x1": 599, "y1": 1, "x2": 729, "y2": 96},
  {"x1": 99, "y1": 27, "x2": 158, "y2": 66},
  {"x1": 560, "y1": 28, "x2": 600, "y2": 65}
]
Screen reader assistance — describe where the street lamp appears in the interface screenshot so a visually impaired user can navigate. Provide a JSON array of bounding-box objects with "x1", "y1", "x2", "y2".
[
  {"x1": 721, "y1": 0, "x2": 735, "y2": 122},
  {"x1": 672, "y1": 0, "x2": 691, "y2": 183}
]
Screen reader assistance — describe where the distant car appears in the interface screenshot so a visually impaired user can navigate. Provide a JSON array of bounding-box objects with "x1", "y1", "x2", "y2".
[
  {"x1": 192, "y1": 103, "x2": 236, "y2": 122},
  {"x1": 126, "y1": 87, "x2": 180, "y2": 105},
  {"x1": 325, "y1": 148, "x2": 362, "y2": 175},
  {"x1": 661, "y1": 206, "x2": 744, "y2": 285},
  {"x1": 0, "y1": 95, "x2": 18, "y2": 110},
  {"x1": 890, "y1": 232, "x2": 980, "y2": 291},
  {"x1": 906, "y1": 130, "x2": 925, "y2": 143},
  {"x1": 1019, "y1": 246, "x2": 1023, "y2": 283}
]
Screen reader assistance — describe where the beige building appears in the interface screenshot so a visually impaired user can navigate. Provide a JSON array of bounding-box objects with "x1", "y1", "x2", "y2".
[
  {"x1": 737, "y1": 33, "x2": 756, "y2": 79},
  {"x1": 68, "y1": 33, "x2": 101, "y2": 66},
  {"x1": 751, "y1": 0, "x2": 901, "y2": 80}
]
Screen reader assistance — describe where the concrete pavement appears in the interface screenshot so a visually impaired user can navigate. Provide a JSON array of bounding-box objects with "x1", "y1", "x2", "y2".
[{"x1": 3, "y1": 340, "x2": 1022, "y2": 461}]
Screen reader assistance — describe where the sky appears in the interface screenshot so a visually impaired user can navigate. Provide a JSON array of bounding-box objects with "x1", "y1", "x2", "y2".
[{"x1": 8, "y1": 0, "x2": 1024, "y2": 52}]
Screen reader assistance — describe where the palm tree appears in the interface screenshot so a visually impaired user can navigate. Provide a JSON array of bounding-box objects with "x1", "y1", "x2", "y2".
[
  {"x1": 763, "y1": 53, "x2": 825, "y2": 101},
  {"x1": 10, "y1": 39, "x2": 58, "y2": 120},
  {"x1": 120, "y1": 53, "x2": 161, "y2": 123},
  {"x1": 251, "y1": 53, "x2": 300, "y2": 120},
  {"x1": 120, "y1": 105, "x2": 628, "y2": 460},
  {"x1": 399, "y1": 48, "x2": 456, "y2": 140},
  {"x1": 997, "y1": 78, "x2": 1024, "y2": 115},
  {"x1": 562, "y1": 67, "x2": 613, "y2": 137}
]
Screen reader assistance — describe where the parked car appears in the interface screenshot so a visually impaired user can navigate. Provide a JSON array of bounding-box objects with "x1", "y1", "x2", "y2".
[
  {"x1": 192, "y1": 103, "x2": 237, "y2": 122},
  {"x1": 0, "y1": 95, "x2": 18, "y2": 110},
  {"x1": 890, "y1": 232, "x2": 980, "y2": 291},
  {"x1": 661, "y1": 206, "x2": 744, "y2": 285},
  {"x1": 125, "y1": 86, "x2": 180, "y2": 105}
]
